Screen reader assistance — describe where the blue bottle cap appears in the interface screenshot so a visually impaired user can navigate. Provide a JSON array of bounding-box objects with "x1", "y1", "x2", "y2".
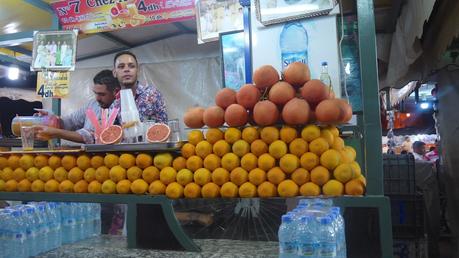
[
  {"x1": 12, "y1": 210, "x2": 21, "y2": 217},
  {"x1": 26, "y1": 207, "x2": 35, "y2": 214},
  {"x1": 300, "y1": 216, "x2": 312, "y2": 223},
  {"x1": 322, "y1": 61, "x2": 328, "y2": 66},
  {"x1": 282, "y1": 215, "x2": 292, "y2": 223}
]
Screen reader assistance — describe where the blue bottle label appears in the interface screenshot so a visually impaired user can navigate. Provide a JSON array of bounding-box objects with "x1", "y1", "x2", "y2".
[
  {"x1": 319, "y1": 242, "x2": 336, "y2": 257},
  {"x1": 15, "y1": 233, "x2": 23, "y2": 239},
  {"x1": 280, "y1": 241, "x2": 296, "y2": 254},
  {"x1": 281, "y1": 52, "x2": 308, "y2": 70},
  {"x1": 298, "y1": 242, "x2": 315, "y2": 256}
]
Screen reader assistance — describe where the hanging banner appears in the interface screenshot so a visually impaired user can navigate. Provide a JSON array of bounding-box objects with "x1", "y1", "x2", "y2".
[
  {"x1": 51, "y1": 0, "x2": 195, "y2": 34},
  {"x1": 36, "y1": 71, "x2": 70, "y2": 98}
]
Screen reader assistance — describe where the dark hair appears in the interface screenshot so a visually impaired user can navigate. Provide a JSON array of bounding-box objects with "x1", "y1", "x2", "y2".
[
  {"x1": 400, "y1": 150, "x2": 408, "y2": 154},
  {"x1": 429, "y1": 146, "x2": 436, "y2": 152},
  {"x1": 113, "y1": 50, "x2": 138, "y2": 67},
  {"x1": 93, "y1": 70, "x2": 120, "y2": 92},
  {"x1": 412, "y1": 141, "x2": 425, "y2": 149}
]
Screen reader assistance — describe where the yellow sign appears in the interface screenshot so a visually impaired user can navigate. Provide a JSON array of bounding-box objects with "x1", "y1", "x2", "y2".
[{"x1": 36, "y1": 71, "x2": 70, "y2": 98}]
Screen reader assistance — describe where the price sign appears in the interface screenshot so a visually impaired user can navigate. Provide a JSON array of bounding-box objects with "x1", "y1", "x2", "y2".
[{"x1": 36, "y1": 71, "x2": 70, "y2": 98}]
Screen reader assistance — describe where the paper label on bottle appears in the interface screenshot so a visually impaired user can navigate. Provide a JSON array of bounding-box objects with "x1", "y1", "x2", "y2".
[
  {"x1": 298, "y1": 242, "x2": 315, "y2": 256},
  {"x1": 280, "y1": 241, "x2": 296, "y2": 254},
  {"x1": 319, "y1": 242, "x2": 336, "y2": 257}
]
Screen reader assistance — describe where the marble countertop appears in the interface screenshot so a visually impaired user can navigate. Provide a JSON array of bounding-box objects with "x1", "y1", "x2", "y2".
[{"x1": 37, "y1": 235, "x2": 279, "y2": 258}]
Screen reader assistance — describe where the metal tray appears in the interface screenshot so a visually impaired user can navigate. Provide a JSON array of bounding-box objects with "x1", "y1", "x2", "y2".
[{"x1": 83, "y1": 142, "x2": 183, "y2": 153}]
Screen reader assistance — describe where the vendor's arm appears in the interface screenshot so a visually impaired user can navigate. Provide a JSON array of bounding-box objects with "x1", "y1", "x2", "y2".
[
  {"x1": 60, "y1": 101, "x2": 93, "y2": 130},
  {"x1": 34, "y1": 125, "x2": 93, "y2": 144}
]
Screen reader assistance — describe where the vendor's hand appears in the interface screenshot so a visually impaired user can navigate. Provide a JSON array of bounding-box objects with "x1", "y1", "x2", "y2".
[{"x1": 34, "y1": 125, "x2": 59, "y2": 141}]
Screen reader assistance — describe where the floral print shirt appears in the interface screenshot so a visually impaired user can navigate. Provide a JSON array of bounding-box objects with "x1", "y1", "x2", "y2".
[{"x1": 115, "y1": 82, "x2": 168, "y2": 123}]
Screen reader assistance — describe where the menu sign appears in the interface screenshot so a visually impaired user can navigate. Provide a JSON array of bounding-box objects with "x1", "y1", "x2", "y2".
[
  {"x1": 50, "y1": 0, "x2": 195, "y2": 33},
  {"x1": 36, "y1": 71, "x2": 70, "y2": 98}
]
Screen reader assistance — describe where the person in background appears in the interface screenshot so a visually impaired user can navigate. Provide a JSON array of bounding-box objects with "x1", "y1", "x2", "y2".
[
  {"x1": 401, "y1": 136, "x2": 413, "y2": 153},
  {"x1": 425, "y1": 146, "x2": 439, "y2": 162},
  {"x1": 34, "y1": 70, "x2": 120, "y2": 144},
  {"x1": 412, "y1": 141, "x2": 429, "y2": 162},
  {"x1": 112, "y1": 50, "x2": 168, "y2": 123}
]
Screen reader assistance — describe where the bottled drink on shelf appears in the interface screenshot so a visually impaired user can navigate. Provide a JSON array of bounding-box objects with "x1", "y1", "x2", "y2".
[
  {"x1": 297, "y1": 216, "x2": 318, "y2": 257},
  {"x1": 280, "y1": 21, "x2": 309, "y2": 70},
  {"x1": 278, "y1": 215, "x2": 297, "y2": 258},
  {"x1": 317, "y1": 216, "x2": 337, "y2": 258}
]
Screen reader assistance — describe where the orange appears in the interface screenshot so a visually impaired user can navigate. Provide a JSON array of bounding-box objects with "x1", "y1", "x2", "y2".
[
  {"x1": 186, "y1": 155, "x2": 203, "y2": 172},
  {"x1": 213, "y1": 140, "x2": 231, "y2": 157},
  {"x1": 322, "y1": 179, "x2": 344, "y2": 196},
  {"x1": 242, "y1": 127, "x2": 259, "y2": 144},
  {"x1": 135, "y1": 153, "x2": 153, "y2": 169},
  {"x1": 109, "y1": 165, "x2": 126, "y2": 183},
  {"x1": 31, "y1": 179, "x2": 45, "y2": 192},
  {"x1": 142, "y1": 166, "x2": 160, "y2": 183},
  {"x1": 73, "y1": 180, "x2": 89, "y2": 193},
  {"x1": 248, "y1": 168, "x2": 266, "y2": 186},
  {"x1": 154, "y1": 153, "x2": 173, "y2": 170},
  {"x1": 118, "y1": 153, "x2": 136, "y2": 169},
  {"x1": 301, "y1": 125, "x2": 321, "y2": 142},
  {"x1": 103, "y1": 154, "x2": 119, "y2": 168},
  {"x1": 127, "y1": 166, "x2": 143, "y2": 181},
  {"x1": 300, "y1": 182, "x2": 321, "y2": 196},
  {"x1": 320, "y1": 149, "x2": 341, "y2": 170},
  {"x1": 269, "y1": 140, "x2": 288, "y2": 159},
  {"x1": 159, "y1": 167, "x2": 177, "y2": 185},
  {"x1": 332, "y1": 137, "x2": 345, "y2": 151},
  {"x1": 267, "y1": 167, "x2": 286, "y2": 185},
  {"x1": 289, "y1": 138, "x2": 308, "y2": 157},
  {"x1": 201, "y1": 182, "x2": 220, "y2": 198},
  {"x1": 232, "y1": 140, "x2": 250, "y2": 157},
  {"x1": 76, "y1": 154, "x2": 91, "y2": 170},
  {"x1": 300, "y1": 152, "x2": 320, "y2": 171},
  {"x1": 116, "y1": 179, "x2": 132, "y2": 194},
  {"x1": 88, "y1": 181, "x2": 102, "y2": 193},
  {"x1": 184, "y1": 182, "x2": 202, "y2": 198},
  {"x1": 17, "y1": 179, "x2": 32, "y2": 192},
  {"x1": 257, "y1": 181, "x2": 277, "y2": 197},
  {"x1": 195, "y1": 141, "x2": 213, "y2": 159},
  {"x1": 205, "y1": 128, "x2": 224, "y2": 144},
  {"x1": 101, "y1": 179, "x2": 116, "y2": 194},
  {"x1": 19, "y1": 154, "x2": 34, "y2": 170},
  {"x1": 239, "y1": 182, "x2": 257, "y2": 198},
  {"x1": 230, "y1": 167, "x2": 248, "y2": 186},
  {"x1": 39, "y1": 166, "x2": 54, "y2": 182},
  {"x1": 320, "y1": 129, "x2": 335, "y2": 146},
  {"x1": 250, "y1": 139, "x2": 268, "y2": 157},
  {"x1": 172, "y1": 157, "x2": 187, "y2": 171},
  {"x1": 327, "y1": 126, "x2": 340, "y2": 138},
  {"x1": 310, "y1": 166, "x2": 330, "y2": 186},
  {"x1": 1, "y1": 167, "x2": 13, "y2": 181},
  {"x1": 291, "y1": 168, "x2": 310, "y2": 185},
  {"x1": 279, "y1": 154, "x2": 299, "y2": 174},
  {"x1": 166, "y1": 182, "x2": 184, "y2": 199},
  {"x1": 59, "y1": 180, "x2": 74, "y2": 193},
  {"x1": 224, "y1": 127, "x2": 242, "y2": 144},
  {"x1": 277, "y1": 180, "x2": 299, "y2": 197},
  {"x1": 61, "y1": 155, "x2": 77, "y2": 170},
  {"x1": 220, "y1": 182, "x2": 239, "y2": 198},
  {"x1": 34, "y1": 155, "x2": 49, "y2": 169},
  {"x1": 280, "y1": 126, "x2": 298, "y2": 143},
  {"x1": 83, "y1": 168, "x2": 96, "y2": 182},
  {"x1": 7, "y1": 155, "x2": 20, "y2": 169},
  {"x1": 257, "y1": 153, "x2": 275, "y2": 171},
  {"x1": 333, "y1": 163, "x2": 354, "y2": 183},
  {"x1": 194, "y1": 168, "x2": 212, "y2": 186},
  {"x1": 260, "y1": 126, "x2": 279, "y2": 144},
  {"x1": 149, "y1": 180, "x2": 167, "y2": 195},
  {"x1": 241, "y1": 153, "x2": 258, "y2": 172},
  {"x1": 130, "y1": 179, "x2": 149, "y2": 194},
  {"x1": 187, "y1": 130, "x2": 204, "y2": 145},
  {"x1": 181, "y1": 143, "x2": 196, "y2": 159},
  {"x1": 13, "y1": 168, "x2": 26, "y2": 181},
  {"x1": 26, "y1": 167, "x2": 40, "y2": 182},
  {"x1": 211, "y1": 168, "x2": 230, "y2": 186},
  {"x1": 221, "y1": 153, "x2": 240, "y2": 171},
  {"x1": 48, "y1": 155, "x2": 62, "y2": 169},
  {"x1": 350, "y1": 161, "x2": 362, "y2": 179},
  {"x1": 90, "y1": 155, "x2": 104, "y2": 169},
  {"x1": 309, "y1": 138, "x2": 329, "y2": 156},
  {"x1": 4, "y1": 180, "x2": 17, "y2": 192},
  {"x1": 203, "y1": 154, "x2": 221, "y2": 171},
  {"x1": 176, "y1": 169, "x2": 194, "y2": 186},
  {"x1": 345, "y1": 179, "x2": 365, "y2": 195},
  {"x1": 95, "y1": 166, "x2": 110, "y2": 183},
  {"x1": 0, "y1": 156, "x2": 8, "y2": 169}
]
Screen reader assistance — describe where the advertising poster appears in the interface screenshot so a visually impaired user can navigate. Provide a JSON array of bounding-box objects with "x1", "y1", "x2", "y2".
[
  {"x1": 31, "y1": 30, "x2": 78, "y2": 71},
  {"x1": 220, "y1": 30, "x2": 245, "y2": 91},
  {"x1": 251, "y1": 4, "x2": 341, "y2": 97},
  {"x1": 50, "y1": 0, "x2": 195, "y2": 34},
  {"x1": 36, "y1": 71, "x2": 70, "y2": 98}
]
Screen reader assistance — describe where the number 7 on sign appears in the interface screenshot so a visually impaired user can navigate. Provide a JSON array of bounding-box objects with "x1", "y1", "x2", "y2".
[{"x1": 69, "y1": 0, "x2": 80, "y2": 13}]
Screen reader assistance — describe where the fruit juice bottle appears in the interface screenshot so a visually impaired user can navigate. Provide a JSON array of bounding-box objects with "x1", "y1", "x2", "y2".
[{"x1": 11, "y1": 115, "x2": 61, "y2": 137}]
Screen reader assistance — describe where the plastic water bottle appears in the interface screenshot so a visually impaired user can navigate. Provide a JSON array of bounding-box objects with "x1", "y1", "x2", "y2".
[
  {"x1": 278, "y1": 215, "x2": 297, "y2": 258},
  {"x1": 90, "y1": 203, "x2": 102, "y2": 236},
  {"x1": 22, "y1": 206, "x2": 39, "y2": 256},
  {"x1": 61, "y1": 202, "x2": 77, "y2": 244},
  {"x1": 37, "y1": 204, "x2": 51, "y2": 252},
  {"x1": 280, "y1": 21, "x2": 309, "y2": 70},
  {"x1": 10, "y1": 210, "x2": 27, "y2": 258},
  {"x1": 331, "y1": 208, "x2": 347, "y2": 258},
  {"x1": 317, "y1": 216, "x2": 337, "y2": 258},
  {"x1": 46, "y1": 202, "x2": 61, "y2": 249},
  {"x1": 0, "y1": 210, "x2": 13, "y2": 258},
  {"x1": 297, "y1": 216, "x2": 318, "y2": 257}
]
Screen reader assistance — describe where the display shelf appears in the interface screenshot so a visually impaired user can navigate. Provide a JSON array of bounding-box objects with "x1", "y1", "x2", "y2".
[{"x1": 82, "y1": 142, "x2": 182, "y2": 153}]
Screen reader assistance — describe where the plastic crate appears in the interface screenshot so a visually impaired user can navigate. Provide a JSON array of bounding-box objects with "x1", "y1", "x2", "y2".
[
  {"x1": 383, "y1": 154, "x2": 416, "y2": 195},
  {"x1": 389, "y1": 195, "x2": 424, "y2": 239}
]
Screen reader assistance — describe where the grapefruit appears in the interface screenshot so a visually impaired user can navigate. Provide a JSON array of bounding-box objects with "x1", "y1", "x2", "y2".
[
  {"x1": 281, "y1": 98, "x2": 310, "y2": 125},
  {"x1": 300, "y1": 79, "x2": 329, "y2": 108},
  {"x1": 268, "y1": 81, "x2": 295, "y2": 105},
  {"x1": 215, "y1": 88, "x2": 237, "y2": 109},
  {"x1": 315, "y1": 99, "x2": 342, "y2": 124},
  {"x1": 283, "y1": 62, "x2": 311, "y2": 88},
  {"x1": 183, "y1": 107, "x2": 205, "y2": 128},
  {"x1": 253, "y1": 100, "x2": 279, "y2": 126},
  {"x1": 146, "y1": 123, "x2": 171, "y2": 142},
  {"x1": 100, "y1": 125, "x2": 123, "y2": 144},
  {"x1": 224, "y1": 104, "x2": 248, "y2": 127},
  {"x1": 253, "y1": 65, "x2": 279, "y2": 89},
  {"x1": 203, "y1": 106, "x2": 225, "y2": 128},
  {"x1": 236, "y1": 84, "x2": 261, "y2": 109}
]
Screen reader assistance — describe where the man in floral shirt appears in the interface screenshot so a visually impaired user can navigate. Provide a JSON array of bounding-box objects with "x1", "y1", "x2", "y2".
[{"x1": 112, "y1": 50, "x2": 168, "y2": 123}]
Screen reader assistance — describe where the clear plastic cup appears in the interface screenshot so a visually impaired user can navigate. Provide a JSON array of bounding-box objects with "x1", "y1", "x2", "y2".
[
  {"x1": 168, "y1": 119, "x2": 181, "y2": 142},
  {"x1": 20, "y1": 126, "x2": 35, "y2": 151}
]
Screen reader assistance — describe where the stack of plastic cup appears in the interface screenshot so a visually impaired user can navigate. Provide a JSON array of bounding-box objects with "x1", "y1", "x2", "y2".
[{"x1": 119, "y1": 89, "x2": 142, "y2": 143}]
